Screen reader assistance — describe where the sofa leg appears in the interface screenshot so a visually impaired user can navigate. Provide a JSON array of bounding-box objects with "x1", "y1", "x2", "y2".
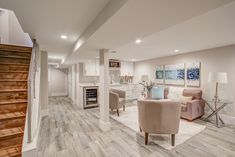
[
  {"x1": 139, "y1": 126, "x2": 142, "y2": 132},
  {"x1": 171, "y1": 134, "x2": 175, "y2": 146},
  {"x1": 123, "y1": 105, "x2": 125, "y2": 111},
  {"x1": 145, "y1": 132, "x2": 148, "y2": 145},
  {"x1": 117, "y1": 109, "x2": 119, "y2": 116}
]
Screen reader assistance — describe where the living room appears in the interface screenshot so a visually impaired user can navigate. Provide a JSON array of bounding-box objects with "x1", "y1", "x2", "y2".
[{"x1": 110, "y1": 44, "x2": 235, "y2": 149}]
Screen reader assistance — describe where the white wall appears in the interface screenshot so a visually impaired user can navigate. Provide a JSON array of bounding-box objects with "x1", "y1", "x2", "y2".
[
  {"x1": 0, "y1": 9, "x2": 9, "y2": 43},
  {"x1": 134, "y1": 45, "x2": 235, "y2": 118},
  {"x1": 0, "y1": 8, "x2": 32, "y2": 46},
  {"x1": 48, "y1": 66, "x2": 68, "y2": 96}
]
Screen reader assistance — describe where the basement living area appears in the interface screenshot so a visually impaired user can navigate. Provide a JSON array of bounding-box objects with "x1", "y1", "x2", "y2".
[{"x1": 0, "y1": 0, "x2": 235, "y2": 157}]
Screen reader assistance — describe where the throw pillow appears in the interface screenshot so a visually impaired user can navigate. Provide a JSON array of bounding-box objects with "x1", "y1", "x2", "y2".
[
  {"x1": 180, "y1": 95, "x2": 193, "y2": 105},
  {"x1": 168, "y1": 87, "x2": 184, "y2": 101},
  {"x1": 151, "y1": 86, "x2": 164, "y2": 100}
]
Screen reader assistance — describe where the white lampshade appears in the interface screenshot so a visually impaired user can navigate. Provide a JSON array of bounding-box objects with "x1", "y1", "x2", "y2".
[{"x1": 208, "y1": 72, "x2": 228, "y2": 84}]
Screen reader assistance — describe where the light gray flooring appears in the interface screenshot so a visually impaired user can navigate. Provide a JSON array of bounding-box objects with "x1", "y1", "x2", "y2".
[{"x1": 37, "y1": 97, "x2": 235, "y2": 157}]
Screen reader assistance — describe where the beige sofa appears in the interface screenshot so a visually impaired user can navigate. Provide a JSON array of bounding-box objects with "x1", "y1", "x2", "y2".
[
  {"x1": 109, "y1": 89, "x2": 126, "y2": 116},
  {"x1": 138, "y1": 99, "x2": 181, "y2": 146}
]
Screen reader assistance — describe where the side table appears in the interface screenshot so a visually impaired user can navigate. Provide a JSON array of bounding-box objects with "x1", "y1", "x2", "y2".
[{"x1": 204, "y1": 99, "x2": 233, "y2": 128}]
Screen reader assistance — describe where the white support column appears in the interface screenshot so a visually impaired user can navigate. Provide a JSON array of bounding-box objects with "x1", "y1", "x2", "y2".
[
  {"x1": 71, "y1": 65, "x2": 76, "y2": 104},
  {"x1": 99, "y1": 49, "x2": 110, "y2": 131},
  {"x1": 40, "y1": 51, "x2": 48, "y2": 117},
  {"x1": 75, "y1": 64, "x2": 80, "y2": 107}
]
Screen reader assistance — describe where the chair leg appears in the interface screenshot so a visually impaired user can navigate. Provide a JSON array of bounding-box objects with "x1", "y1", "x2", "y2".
[
  {"x1": 171, "y1": 134, "x2": 175, "y2": 146},
  {"x1": 123, "y1": 105, "x2": 125, "y2": 111},
  {"x1": 117, "y1": 109, "x2": 119, "y2": 116},
  {"x1": 145, "y1": 132, "x2": 148, "y2": 145}
]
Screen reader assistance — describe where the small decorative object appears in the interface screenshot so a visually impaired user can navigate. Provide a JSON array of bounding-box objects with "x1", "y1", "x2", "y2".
[
  {"x1": 139, "y1": 81, "x2": 155, "y2": 98},
  {"x1": 165, "y1": 63, "x2": 185, "y2": 85},
  {"x1": 155, "y1": 65, "x2": 164, "y2": 84},
  {"x1": 186, "y1": 62, "x2": 201, "y2": 87}
]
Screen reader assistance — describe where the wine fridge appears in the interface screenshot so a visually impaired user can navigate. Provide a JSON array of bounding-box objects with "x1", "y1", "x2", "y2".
[{"x1": 83, "y1": 86, "x2": 99, "y2": 109}]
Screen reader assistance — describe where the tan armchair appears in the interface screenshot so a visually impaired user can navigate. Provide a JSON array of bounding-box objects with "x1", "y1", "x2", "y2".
[
  {"x1": 109, "y1": 89, "x2": 126, "y2": 116},
  {"x1": 138, "y1": 99, "x2": 181, "y2": 146}
]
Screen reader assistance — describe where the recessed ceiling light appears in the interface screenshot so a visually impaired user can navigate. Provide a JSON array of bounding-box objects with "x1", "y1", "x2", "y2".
[
  {"x1": 174, "y1": 49, "x2": 179, "y2": 53},
  {"x1": 131, "y1": 58, "x2": 135, "y2": 61},
  {"x1": 135, "y1": 39, "x2": 142, "y2": 44},
  {"x1": 60, "y1": 35, "x2": 67, "y2": 39}
]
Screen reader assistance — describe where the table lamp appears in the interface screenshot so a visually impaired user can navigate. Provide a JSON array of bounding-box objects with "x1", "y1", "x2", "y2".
[{"x1": 208, "y1": 72, "x2": 228, "y2": 101}]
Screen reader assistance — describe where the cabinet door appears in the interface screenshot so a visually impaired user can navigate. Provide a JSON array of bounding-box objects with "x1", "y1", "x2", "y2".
[
  {"x1": 83, "y1": 60, "x2": 97, "y2": 76},
  {"x1": 120, "y1": 61, "x2": 128, "y2": 76},
  {"x1": 120, "y1": 61, "x2": 134, "y2": 76},
  {"x1": 128, "y1": 62, "x2": 134, "y2": 76}
]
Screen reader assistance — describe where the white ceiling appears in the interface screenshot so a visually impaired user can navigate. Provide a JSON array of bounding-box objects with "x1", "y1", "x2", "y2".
[
  {"x1": 67, "y1": 0, "x2": 235, "y2": 63},
  {"x1": 1, "y1": 0, "x2": 235, "y2": 64},
  {"x1": 0, "y1": 0, "x2": 110, "y2": 60},
  {"x1": 115, "y1": 1, "x2": 235, "y2": 61}
]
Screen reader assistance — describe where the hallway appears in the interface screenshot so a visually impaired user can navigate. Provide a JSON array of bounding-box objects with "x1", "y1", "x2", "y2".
[{"x1": 37, "y1": 97, "x2": 235, "y2": 157}]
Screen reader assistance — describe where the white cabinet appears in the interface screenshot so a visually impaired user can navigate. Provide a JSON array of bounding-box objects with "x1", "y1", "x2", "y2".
[
  {"x1": 83, "y1": 59, "x2": 99, "y2": 76},
  {"x1": 120, "y1": 61, "x2": 134, "y2": 76}
]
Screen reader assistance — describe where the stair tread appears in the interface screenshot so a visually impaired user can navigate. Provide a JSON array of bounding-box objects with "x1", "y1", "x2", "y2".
[
  {"x1": 0, "y1": 62, "x2": 29, "y2": 66},
  {"x1": 0, "y1": 80, "x2": 27, "y2": 82},
  {"x1": 0, "y1": 55, "x2": 30, "y2": 60},
  {"x1": 0, "y1": 127, "x2": 24, "y2": 139},
  {"x1": 0, "y1": 89, "x2": 27, "y2": 93},
  {"x1": 0, "y1": 44, "x2": 32, "y2": 53},
  {"x1": 0, "y1": 146, "x2": 21, "y2": 157},
  {"x1": 0, "y1": 100, "x2": 27, "y2": 105},
  {"x1": 0, "y1": 71, "x2": 28, "y2": 73},
  {"x1": 0, "y1": 112, "x2": 25, "y2": 121}
]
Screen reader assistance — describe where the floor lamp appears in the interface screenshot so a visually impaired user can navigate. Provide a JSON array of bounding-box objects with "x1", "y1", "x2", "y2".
[{"x1": 208, "y1": 72, "x2": 228, "y2": 126}]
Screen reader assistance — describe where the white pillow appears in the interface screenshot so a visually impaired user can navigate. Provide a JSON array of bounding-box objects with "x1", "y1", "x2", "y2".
[{"x1": 168, "y1": 87, "x2": 184, "y2": 101}]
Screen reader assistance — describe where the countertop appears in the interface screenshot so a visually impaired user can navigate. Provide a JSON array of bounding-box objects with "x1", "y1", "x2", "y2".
[{"x1": 79, "y1": 83, "x2": 139, "y2": 87}]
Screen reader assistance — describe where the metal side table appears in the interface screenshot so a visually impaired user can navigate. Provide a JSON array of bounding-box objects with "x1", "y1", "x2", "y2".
[{"x1": 204, "y1": 99, "x2": 233, "y2": 128}]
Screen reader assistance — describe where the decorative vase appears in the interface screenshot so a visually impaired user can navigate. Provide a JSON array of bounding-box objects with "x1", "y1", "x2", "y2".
[{"x1": 147, "y1": 90, "x2": 151, "y2": 99}]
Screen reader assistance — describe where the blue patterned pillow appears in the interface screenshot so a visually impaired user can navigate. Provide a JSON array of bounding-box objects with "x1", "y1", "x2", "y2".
[{"x1": 151, "y1": 86, "x2": 164, "y2": 100}]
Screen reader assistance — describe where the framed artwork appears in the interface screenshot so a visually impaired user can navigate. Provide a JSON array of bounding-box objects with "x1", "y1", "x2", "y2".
[
  {"x1": 165, "y1": 63, "x2": 185, "y2": 85},
  {"x1": 186, "y1": 62, "x2": 201, "y2": 87},
  {"x1": 155, "y1": 65, "x2": 164, "y2": 84}
]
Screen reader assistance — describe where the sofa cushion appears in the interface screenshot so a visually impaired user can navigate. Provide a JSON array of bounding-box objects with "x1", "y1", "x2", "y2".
[{"x1": 151, "y1": 86, "x2": 164, "y2": 100}]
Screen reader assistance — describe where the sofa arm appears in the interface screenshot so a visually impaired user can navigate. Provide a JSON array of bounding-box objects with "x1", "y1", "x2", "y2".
[
  {"x1": 186, "y1": 99, "x2": 205, "y2": 117},
  {"x1": 110, "y1": 89, "x2": 126, "y2": 98},
  {"x1": 109, "y1": 92, "x2": 119, "y2": 109},
  {"x1": 187, "y1": 99, "x2": 205, "y2": 108}
]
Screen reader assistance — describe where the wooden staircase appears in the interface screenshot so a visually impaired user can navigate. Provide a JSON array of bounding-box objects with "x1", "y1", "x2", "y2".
[{"x1": 0, "y1": 44, "x2": 32, "y2": 157}]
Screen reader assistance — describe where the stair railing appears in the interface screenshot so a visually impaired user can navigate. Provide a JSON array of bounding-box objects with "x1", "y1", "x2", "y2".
[{"x1": 27, "y1": 39, "x2": 38, "y2": 143}]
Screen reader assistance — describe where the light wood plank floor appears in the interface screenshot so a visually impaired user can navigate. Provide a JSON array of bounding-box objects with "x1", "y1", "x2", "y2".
[{"x1": 37, "y1": 97, "x2": 235, "y2": 157}]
